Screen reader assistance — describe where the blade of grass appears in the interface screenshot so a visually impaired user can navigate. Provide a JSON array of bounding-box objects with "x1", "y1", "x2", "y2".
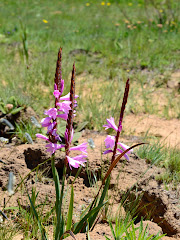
[
  {"x1": 27, "y1": 192, "x2": 48, "y2": 240},
  {"x1": 66, "y1": 185, "x2": 74, "y2": 231}
]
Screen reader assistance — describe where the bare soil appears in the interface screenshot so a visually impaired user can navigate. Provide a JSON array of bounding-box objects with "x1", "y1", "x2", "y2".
[{"x1": 0, "y1": 128, "x2": 180, "y2": 239}]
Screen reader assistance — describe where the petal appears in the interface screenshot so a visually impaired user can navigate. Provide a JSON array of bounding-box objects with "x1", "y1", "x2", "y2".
[
  {"x1": 103, "y1": 149, "x2": 113, "y2": 154},
  {"x1": 57, "y1": 113, "x2": 68, "y2": 120},
  {"x1": 103, "y1": 117, "x2": 118, "y2": 132},
  {"x1": 66, "y1": 156, "x2": 81, "y2": 169},
  {"x1": 41, "y1": 117, "x2": 51, "y2": 127},
  {"x1": 54, "y1": 83, "x2": 57, "y2": 90},
  {"x1": 44, "y1": 108, "x2": 57, "y2": 120},
  {"x1": 118, "y1": 142, "x2": 133, "y2": 154},
  {"x1": 36, "y1": 134, "x2": 49, "y2": 141},
  {"x1": 45, "y1": 143, "x2": 64, "y2": 155},
  {"x1": 57, "y1": 101, "x2": 71, "y2": 113},
  {"x1": 104, "y1": 135, "x2": 115, "y2": 149},
  {"x1": 117, "y1": 148, "x2": 130, "y2": 160},
  {"x1": 53, "y1": 90, "x2": 61, "y2": 99},
  {"x1": 70, "y1": 142, "x2": 88, "y2": 154},
  {"x1": 73, "y1": 154, "x2": 87, "y2": 163},
  {"x1": 60, "y1": 79, "x2": 64, "y2": 95},
  {"x1": 60, "y1": 92, "x2": 79, "y2": 101}
]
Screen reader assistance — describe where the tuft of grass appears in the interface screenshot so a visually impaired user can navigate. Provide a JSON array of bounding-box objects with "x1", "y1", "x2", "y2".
[{"x1": 136, "y1": 140, "x2": 180, "y2": 185}]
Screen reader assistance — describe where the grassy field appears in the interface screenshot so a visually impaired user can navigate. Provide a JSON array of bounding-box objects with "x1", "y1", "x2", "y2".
[{"x1": 0, "y1": 0, "x2": 179, "y2": 123}]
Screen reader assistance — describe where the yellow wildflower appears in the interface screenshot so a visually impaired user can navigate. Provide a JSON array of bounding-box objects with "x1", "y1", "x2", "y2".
[
  {"x1": 107, "y1": 2, "x2": 111, "y2": 6},
  {"x1": 127, "y1": 69, "x2": 130, "y2": 73},
  {"x1": 101, "y1": 1, "x2": 105, "y2": 5},
  {"x1": 86, "y1": 3, "x2": 90, "y2": 6},
  {"x1": 159, "y1": 9, "x2": 163, "y2": 13},
  {"x1": 128, "y1": 3, "x2": 133, "y2": 6},
  {"x1": 43, "y1": 19, "x2": 48, "y2": 23}
]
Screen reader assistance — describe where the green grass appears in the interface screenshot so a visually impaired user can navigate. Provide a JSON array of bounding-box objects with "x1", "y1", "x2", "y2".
[
  {"x1": 136, "y1": 140, "x2": 180, "y2": 186},
  {"x1": 0, "y1": 0, "x2": 179, "y2": 127}
]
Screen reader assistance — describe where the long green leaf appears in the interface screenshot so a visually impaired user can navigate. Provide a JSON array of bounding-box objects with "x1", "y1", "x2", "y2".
[
  {"x1": 88, "y1": 176, "x2": 110, "y2": 230},
  {"x1": 66, "y1": 185, "x2": 74, "y2": 231},
  {"x1": 73, "y1": 201, "x2": 107, "y2": 234},
  {"x1": 27, "y1": 192, "x2": 48, "y2": 240}
]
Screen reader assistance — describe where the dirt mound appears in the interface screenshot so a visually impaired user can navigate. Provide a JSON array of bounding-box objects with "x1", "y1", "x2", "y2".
[
  {"x1": 0, "y1": 131, "x2": 179, "y2": 239},
  {"x1": 123, "y1": 114, "x2": 180, "y2": 148}
]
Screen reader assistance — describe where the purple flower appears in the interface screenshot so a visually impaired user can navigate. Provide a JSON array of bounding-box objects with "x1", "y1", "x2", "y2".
[
  {"x1": 103, "y1": 135, "x2": 132, "y2": 160},
  {"x1": 118, "y1": 142, "x2": 133, "y2": 154},
  {"x1": 103, "y1": 117, "x2": 120, "y2": 132},
  {"x1": 60, "y1": 92, "x2": 79, "y2": 101},
  {"x1": 66, "y1": 155, "x2": 87, "y2": 169},
  {"x1": 54, "y1": 81, "x2": 64, "y2": 97},
  {"x1": 41, "y1": 117, "x2": 51, "y2": 127},
  {"x1": 47, "y1": 121, "x2": 56, "y2": 134},
  {"x1": 65, "y1": 128, "x2": 74, "y2": 144},
  {"x1": 104, "y1": 135, "x2": 115, "y2": 149},
  {"x1": 57, "y1": 101, "x2": 72, "y2": 113},
  {"x1": 45, "y1": 142, "x2": 64, "y2": 155},
  {"x1": 69, "y1": 142, "x2": 88, "y2": 154},
  {"x1": 36, "y1": 134, "x2": 49, "y2": 142},
  {"x1": 53, "y1": 90, "x2": 61, "y2": 99},
  {"x1": 44, "y1": 108, "x2": 57, "y2": 120},
  {"x1": 57, "y1": 113, "x2": 68, "y2": 120}
]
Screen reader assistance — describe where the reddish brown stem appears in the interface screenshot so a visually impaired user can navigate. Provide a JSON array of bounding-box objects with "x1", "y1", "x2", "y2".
[
  {"x1": 111, "y1": 79, "x2": 130, "y2": 163},
  {"x1": 65, "y1": 63, "x2": 76, "y2": 166}
]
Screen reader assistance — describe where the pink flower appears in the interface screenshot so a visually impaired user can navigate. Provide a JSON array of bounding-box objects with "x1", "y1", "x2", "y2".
[
  {"x1": 45, "y1": 142, "x2": 64, "y2": 155},
  {"x1": 104, "y1": 135, "x2": 115, "y2": 149},
  {"x1": 36, "y1": 134, "x2": 49, "y2": 142},
  {"x1": 44, "y1": 108, "x2": 57, "y2": 120},
  {"x1": 118, "y1": 142, "x2": 133, "y2": 154},
  {"x1": 57, "y1": 113, "x2": 68, "y2": 120},
  {"x1": 69, "y1": 142, "x2": 88, "y2": 154},
  {"x1": 103, "y1": 135, "x2": 132, "y2": 160},
  {"x1": 54, "y1": 81, "x2": 64, "y2": 97},
  {"x1": 47, "y1": 122, "x2": 56, "y2": 133},
  {"x1": 60, "y1": 92, "x2": 79, "y2": 101},
  {"x1": 103, "y1": 148, "x2": 130, "y2": 161},
  {"x1": 65, "y1": 128, "x2": 74, "y2": 144},
  {"x1": 66, "y1": 155, "x2": 87, "y2": 169},
  {"x1": 103, "y1": 117, "x2": 120, "y2": 132},
  {"x1": 53, "y1": 90, "x2": 61, "y2": 99},
  {"x1": 41, "y1": 117, "x2": 51, "y2": 127},
  {"x1": 57, "y1": 101, "x2": 72, "y2": 113}
]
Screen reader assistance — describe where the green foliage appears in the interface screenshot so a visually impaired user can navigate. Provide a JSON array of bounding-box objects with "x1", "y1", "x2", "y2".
[
  {"x1": 106, "y1": 216, "x2": 164, "y2": 240},
  {"x1": 137, "y1": 141, "x2": 180, "y2": 185},
  {"x1": 14, "y1": 121, "x2": 40, "y2": 143},
  {"x1": 0, "y1": 0, "x2": 179, "y2": 123},
  {"x1": 0, "y1": 96, "x2": 25, "y2": 115}
]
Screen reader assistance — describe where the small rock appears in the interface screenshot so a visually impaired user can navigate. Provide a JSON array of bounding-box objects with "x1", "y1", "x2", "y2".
[{"x1": 6, "y1": 104, "x2": 13, "y2": 110}]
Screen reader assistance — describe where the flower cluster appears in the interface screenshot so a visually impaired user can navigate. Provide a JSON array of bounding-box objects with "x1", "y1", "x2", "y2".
[
  {"x1": 103, "y1": 117, "x2": 132, "y2": 160},
  {"x1": 36, "y1": 51, "x2": 87, "y2": 169}
]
